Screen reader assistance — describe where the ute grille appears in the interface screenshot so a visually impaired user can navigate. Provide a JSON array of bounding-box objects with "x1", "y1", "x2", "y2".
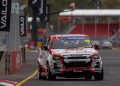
[{"x1": 62, "y1": 55, "x2": 92, "y2": 68}]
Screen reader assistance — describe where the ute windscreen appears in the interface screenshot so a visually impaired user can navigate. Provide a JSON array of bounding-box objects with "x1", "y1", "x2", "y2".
[{"x1": 51, "y1": 36, "x2": 92, "y2": 49}]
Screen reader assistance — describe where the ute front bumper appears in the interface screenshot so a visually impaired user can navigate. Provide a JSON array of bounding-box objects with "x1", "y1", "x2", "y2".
[
  {"x1": 50, "y1": 66, "x2": 102, "y2": 76},
  {"x1": 50, "y1": 60, "x2": 102, "y2": 76}
]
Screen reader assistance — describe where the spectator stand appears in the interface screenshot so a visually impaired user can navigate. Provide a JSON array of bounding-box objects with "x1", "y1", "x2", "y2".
[{"x1": 59, "y1": 9, "x2": 120, "y2": 48}]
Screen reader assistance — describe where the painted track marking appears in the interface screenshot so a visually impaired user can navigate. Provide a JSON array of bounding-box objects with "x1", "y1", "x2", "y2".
[{"x1": 16, "y1": 69, "x2": 38, "y2": 86}]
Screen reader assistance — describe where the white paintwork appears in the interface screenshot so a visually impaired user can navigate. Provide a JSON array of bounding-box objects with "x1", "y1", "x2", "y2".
[
  {"x1": 59, "y1": 9, "x2": 120, "y2": 16},
  {"x1": 51, "y1": 48, "x2": 96, "y2": 56}
]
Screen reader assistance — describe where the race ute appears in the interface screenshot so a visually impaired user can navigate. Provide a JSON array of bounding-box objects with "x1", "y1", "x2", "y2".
[{"x1": 38, "y1": 34, "x2": 104, "y2": 80}]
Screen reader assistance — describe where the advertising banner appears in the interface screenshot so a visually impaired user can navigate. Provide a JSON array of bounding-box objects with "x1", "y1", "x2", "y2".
[
  {"x1": 32, "y1": 0, "x2": 47, "y2": 22},
  {"x1": 39, "y1": 0, "x2": 47, "y2": 21},
  {"x1": 0, "y1": 0, "x2": 12, "y2": 32},
  {"x1": 19, "y1": 16, "x2": 26, "y2": 37}
]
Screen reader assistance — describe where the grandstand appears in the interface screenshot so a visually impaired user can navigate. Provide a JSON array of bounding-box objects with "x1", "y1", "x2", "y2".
[
  {"x1": 69, "y1": 23, "x2": 119, "y2": 37},
  {"x1": 59, "y1": 9, "x2": 120, "y2": 40}
]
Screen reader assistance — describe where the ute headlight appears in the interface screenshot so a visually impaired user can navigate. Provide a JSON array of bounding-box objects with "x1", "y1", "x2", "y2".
[
  {"x1": 91, "y1": 54, "x2": 100, "y2": 59},
  {"x1": 53, "y1": 54, "x2": 61, "y2": 60}
]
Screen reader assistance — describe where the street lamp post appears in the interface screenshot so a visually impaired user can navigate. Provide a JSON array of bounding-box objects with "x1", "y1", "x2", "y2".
[{"x1": 95, "y1": 0, "x2": 101, "y2": 38}]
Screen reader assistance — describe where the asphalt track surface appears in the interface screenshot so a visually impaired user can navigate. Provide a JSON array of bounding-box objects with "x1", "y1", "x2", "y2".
[
  {"x1": 1, "y1": 49, "x2": 120, "y2": 86},
  {"x1": 23, "y1": 49, "x2": 120, "y2": 86}
]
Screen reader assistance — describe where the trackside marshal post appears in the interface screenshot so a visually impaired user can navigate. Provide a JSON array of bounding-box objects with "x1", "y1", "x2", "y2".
[{"x1": 0, "y1": 0, "x2": 12, "y2": 32}]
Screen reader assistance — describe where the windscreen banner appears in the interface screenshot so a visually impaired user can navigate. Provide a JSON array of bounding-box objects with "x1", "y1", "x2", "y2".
[{"x1": 0, "y1": 0, "x2": 12, "y2": 32}]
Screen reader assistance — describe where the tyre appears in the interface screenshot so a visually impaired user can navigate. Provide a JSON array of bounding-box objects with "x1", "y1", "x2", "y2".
[
  {"x1": 46, "y1": 63, "x2": 56, "y2": 80},
  {"x1": 94, "y1": 68, "x2": 104, "y2": 80},
  {"x1": 84, "y1": 73, "x2": 93, "y2": 80},
  {"x1": 38, "y1": 66, "x2": 45, "y2": 79}
]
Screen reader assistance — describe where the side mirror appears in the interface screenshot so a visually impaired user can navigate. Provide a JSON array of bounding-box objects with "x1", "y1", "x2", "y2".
[{"x1": 41, "y1": 45, "x2": 48, "y2": 51}]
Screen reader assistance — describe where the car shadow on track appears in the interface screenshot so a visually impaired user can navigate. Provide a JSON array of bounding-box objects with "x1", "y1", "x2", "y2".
[
  {"x1": 34, "y1": 78, "x2": 97, "y2": 82},
  {"x1": 49, "y1": 79, "x2": 95, "y2": 81}
]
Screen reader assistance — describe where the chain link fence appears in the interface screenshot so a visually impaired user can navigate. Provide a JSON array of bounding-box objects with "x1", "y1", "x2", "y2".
[{"x1": 0, "y1": 0, "x2": 28, "y2": 74}]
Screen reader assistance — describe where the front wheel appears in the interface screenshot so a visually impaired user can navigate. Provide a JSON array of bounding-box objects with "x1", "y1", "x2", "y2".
[
  {"x1": 94, "y1": 68, "x2": 104, "y2": 80},
  {"x1": 38, "y1": 66, "x2": 45, "y2": 79},
  {"x1": 46, "y1": 64, "x2": 56, "y2": 80},
  {"x1": 84, "y1": 73, "x2": 93, "y2": 80}
]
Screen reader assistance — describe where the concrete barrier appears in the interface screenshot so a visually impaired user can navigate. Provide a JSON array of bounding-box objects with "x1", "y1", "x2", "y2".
[
  {"x1": 0, "y1": 46, "x2": 23, "y2": 74},
  {"x1": 0, "y1": 45, "x2": 7, "y2": 74},
  {"x1": 9, "y1": 51, "x2": 22, "y2": 74}
]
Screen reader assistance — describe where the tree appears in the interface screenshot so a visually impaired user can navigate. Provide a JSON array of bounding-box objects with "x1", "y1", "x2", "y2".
[{"x1": 102, "y1": 0, "x2": 120, "y2": 9}]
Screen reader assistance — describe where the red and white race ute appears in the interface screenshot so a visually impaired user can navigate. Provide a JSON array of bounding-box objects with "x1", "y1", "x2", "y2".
[{"x1": 38, "y1": 34, "x2": 104, "y2": 80}]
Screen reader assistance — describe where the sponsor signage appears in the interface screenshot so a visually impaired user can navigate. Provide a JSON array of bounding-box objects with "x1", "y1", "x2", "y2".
[
  {"x1": 0, "y1": 0, "x2": 12, "y2": 32},
  {"x1": 38, "y1": 0, "x2": 46, "y2": 15},
  {"x1": 38, "y1": 0, "x2": 47, "y2": 22},
  {"x1": 32, "y1": 0, "x2": 47, "y2": 21},
  {"x1": 19, "y1": 16, "x2": 26, "y2": 37}
]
